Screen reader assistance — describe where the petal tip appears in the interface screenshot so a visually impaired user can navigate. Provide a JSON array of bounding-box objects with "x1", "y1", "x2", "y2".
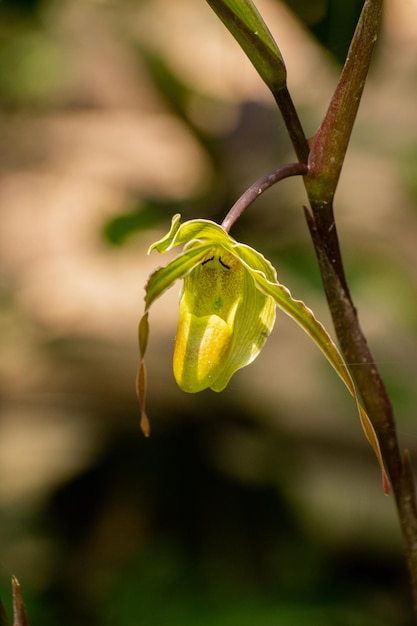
[{"x1": 140, "y1": 413, "x2": 151, "y2": 437}]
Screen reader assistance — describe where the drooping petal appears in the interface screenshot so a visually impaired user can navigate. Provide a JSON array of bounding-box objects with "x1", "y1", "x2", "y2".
[
  {"x1": 136, "y1": 312, "x2": 150, "y2": 436},
  {"x1": 136, "y1": 236, "x2": 215, "y2": 435},
  {"x1": 233, "y1": 250, "x2": 389, "y2": 494}
]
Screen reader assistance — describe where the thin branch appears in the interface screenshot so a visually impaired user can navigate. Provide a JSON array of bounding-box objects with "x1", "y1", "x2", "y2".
[
  {"x1": 273, "y1": 86, "x2": 310, "y2": 164},
  {"x1": 222, "y1": 162, "x2": 308, "y2": 233}
]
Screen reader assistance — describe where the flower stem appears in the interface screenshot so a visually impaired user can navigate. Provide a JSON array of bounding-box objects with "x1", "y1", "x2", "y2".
[
  {"x1": 272, "y1": 86, "x2": 310, "y2": 164},
  {"x1": 222, "y1": 162, "x2": 308, "y2": 233}
]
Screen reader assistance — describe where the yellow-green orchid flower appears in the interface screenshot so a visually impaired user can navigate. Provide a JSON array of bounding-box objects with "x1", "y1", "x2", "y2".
[{"x1": 137, "y1": 214, "x2": 389, "y2": 494}]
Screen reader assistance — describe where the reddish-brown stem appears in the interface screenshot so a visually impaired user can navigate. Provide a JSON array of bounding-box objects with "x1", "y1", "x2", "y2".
[{"x1": 222, "y1": 162, "x2": 308, "y2": 233}]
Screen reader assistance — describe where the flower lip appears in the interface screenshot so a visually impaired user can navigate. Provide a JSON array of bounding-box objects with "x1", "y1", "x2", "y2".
[{"x1": 172, "y1": 241, "x2": 275, "y2": 393}]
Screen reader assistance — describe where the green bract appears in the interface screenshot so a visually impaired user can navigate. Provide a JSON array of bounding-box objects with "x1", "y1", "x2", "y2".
[
  {"x1": 205, "y1": 0, "x2": 287, "y2": 96},
  {"x1": 137, "y1": 214, "x2": 389, "y2": 494}
]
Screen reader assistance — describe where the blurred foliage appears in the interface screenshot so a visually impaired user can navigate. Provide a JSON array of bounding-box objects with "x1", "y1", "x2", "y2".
[
  {"x1": 403, "y1": 149, "x2": 417, "y2": 206},
  {"x1": 103, "y1": 200, "x2": 179, "y2": 246},
  {"x1": 282, "y1": 0, "x2": 364, "y2": 64},
  {"x1": 4, "y1": 418, "x2": 410, "y2": 626},
  {"x1": 0, "y1": 596, "x2": 8, "y2": 626},
  {"x1": 0, "y1": 30, "x2": 66, "y2": 106},
  {"x1": 0, "y1": 0, "x2": 42, "y2": 24}
]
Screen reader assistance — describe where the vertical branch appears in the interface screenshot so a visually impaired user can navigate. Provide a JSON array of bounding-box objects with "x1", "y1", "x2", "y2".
[
  {"x1": 302, "y1": 0, "x2": 417, "y2": 613},
  {"x1": 205, "y1": 0, "x2": 417, "y2": 613},
  {"x1": 273, "y1": 86, "x2": 309, "y2": 164},
  {"x1": 305, "y1": 205, "x2": 417, "y2": 613}
]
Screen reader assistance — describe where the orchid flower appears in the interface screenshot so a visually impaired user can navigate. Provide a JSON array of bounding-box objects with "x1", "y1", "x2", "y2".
[{"x1": 137, "y1": 214, "x2": 389, "y2": 494}]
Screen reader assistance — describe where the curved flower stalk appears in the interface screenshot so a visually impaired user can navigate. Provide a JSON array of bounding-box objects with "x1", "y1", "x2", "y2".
[{"x1": 137, "y1": 214, "x2": 389, "y2": 494}]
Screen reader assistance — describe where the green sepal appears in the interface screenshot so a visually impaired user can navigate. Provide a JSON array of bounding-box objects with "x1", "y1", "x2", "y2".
[{"x1": 205, "y1": 0, "x2": 287, "y2": 96}]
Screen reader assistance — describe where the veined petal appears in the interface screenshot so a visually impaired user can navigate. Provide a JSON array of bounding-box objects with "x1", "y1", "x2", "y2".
[
  {"x1": 172, "y1": 247, "x2": 276, "y2": 392},
  {"x1": 209, "y1": 262, "x2": 275, "y2": 391},
  {"x1": 236, "y1": 257, "x2": 389, "y2": 494},
  {"x1": 145, "y1": 243, "x2": 214, "y2": 310},
  {"x1": 174, "y1": 302, "x2": 239, "y2": 392},
  {"x1": 149, "y1": 214, "x2": 229, "y2": 254},
  {"x1": 173, "y1": 248, "x2": 242, "y2": 391}
]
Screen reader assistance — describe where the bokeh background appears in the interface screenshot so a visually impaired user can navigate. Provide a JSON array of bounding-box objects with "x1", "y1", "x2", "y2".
[{"x1": 1, "y1": 0, "x2": 417, "y2": 624}]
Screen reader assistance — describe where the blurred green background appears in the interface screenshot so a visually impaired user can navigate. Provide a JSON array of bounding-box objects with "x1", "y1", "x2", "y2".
[{"x1": 1, "y1": 0, "x2": 417, "y2": 624}]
